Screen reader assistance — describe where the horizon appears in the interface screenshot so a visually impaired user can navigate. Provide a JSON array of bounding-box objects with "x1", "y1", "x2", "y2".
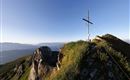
[
  {"x1": 1, "y1": 0, "x2": 129, "y2": 44},
  {"x1": 1, "y1": 35, "x2": 130, "y2": 45},
  {"x1": 0, "y1": 41, "x2": 65, "y2": 45}
]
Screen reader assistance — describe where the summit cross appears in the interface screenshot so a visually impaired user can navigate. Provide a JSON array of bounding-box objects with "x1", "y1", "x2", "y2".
[{"x1": 83, "y1": 10, "x2": 93, "y2": 41}]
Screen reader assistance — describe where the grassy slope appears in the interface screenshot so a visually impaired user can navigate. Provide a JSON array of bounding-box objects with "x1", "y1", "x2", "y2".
[
  {"x1": 0, "y1": 55, "x2": 31, "y2": 80},
  {"x1": 101, "y1": 34, "x2": 130, "y2": 59},
  {"x1": 45, "y1": 40, "x2": 90, "y2": 80},
  {"x1": 19, "y1": 67, "x2": 31, "y2": 80},
  {"x1": 0, "y1": 56, "x2": 28, "y2": 73},
  {"x1": 46, "y1": 38, "x2": 130, "y2": 80},
  {"x1": 92, "y1": 35, "x2": 130, "y2": 76}
]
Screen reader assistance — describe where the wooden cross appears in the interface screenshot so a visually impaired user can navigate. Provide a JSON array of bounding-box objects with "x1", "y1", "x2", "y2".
[{"x1": 83, "y1": 10, "x2": 93, "y2": 41}]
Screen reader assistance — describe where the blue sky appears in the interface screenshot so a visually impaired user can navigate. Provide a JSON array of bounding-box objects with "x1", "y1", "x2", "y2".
[{"x1": 1, "y1": 0, "x2": 129, "y2": 44}]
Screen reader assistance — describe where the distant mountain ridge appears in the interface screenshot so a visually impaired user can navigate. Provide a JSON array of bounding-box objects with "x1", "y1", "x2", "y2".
[
  {"x1": 0, "y1": 43, "x2": 37, "y2": 51},
  {"x1": 0, "y1": 49, "x2": 34, "y2": 64},
  {"x1": 0, "y1": 42, "x2": 64, "y2": 64},
  {"x1": 0, "y1": 42, "x2": 64, "y2": 51}
]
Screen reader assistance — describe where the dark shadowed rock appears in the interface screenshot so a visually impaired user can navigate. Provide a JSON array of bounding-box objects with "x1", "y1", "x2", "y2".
[{"x1": 29, "y1": 46, "x2": 59, "y2": 80}]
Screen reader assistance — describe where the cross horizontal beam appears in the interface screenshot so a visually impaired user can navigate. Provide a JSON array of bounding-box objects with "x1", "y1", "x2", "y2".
[{"x1": 82, "y1": 18, "x2": 93, "y2": 24}]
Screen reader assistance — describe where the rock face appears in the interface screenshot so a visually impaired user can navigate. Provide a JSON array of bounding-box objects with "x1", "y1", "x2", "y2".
[
  {"x1": 16, "y1": 64, "x2": 23, "y2": 78},
  {"x1": 28, "y1": 46, "x2": 59, "y2": 80}
]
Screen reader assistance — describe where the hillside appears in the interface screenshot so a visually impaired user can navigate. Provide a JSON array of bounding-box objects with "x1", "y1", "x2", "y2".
[
  {"x1": 45, "y1": 40, "x2": 130, "y2": 80},
  {"x1": 95, "y1": 34, "x2": 130, "y2": 59},
  {"x1": 0, "y1": 55, "x2": 32, "y2": 80},
  {"x1": 0, "y1": 34, "x2": 130, "y2": 80}
]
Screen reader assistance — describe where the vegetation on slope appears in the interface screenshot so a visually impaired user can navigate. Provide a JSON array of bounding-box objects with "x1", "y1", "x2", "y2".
[
  {"x1": 93, "y1": 35, "x2": 130, "y2": 77},
  {"x1": 46, "y1": 34, "x2": 130, "y2": 80},
  {"x1": 0, "y1": 55, "x2": 32, "y2": 80},
  {"x1": 46, "y1": 41, "x2": 91, "y2": 80},
  {"x1": 101, "y1": 34, "x2": 130, "y2": 59},
  {"x1": 0, "y1": 34, "x2": 130, "y2": 80},
  {"x1": 46, "y1": 38, "x2": 130, "y2": 80}
]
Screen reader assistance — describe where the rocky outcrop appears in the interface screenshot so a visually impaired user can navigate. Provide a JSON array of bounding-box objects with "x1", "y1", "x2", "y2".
[
  {"x1": 16, "y1": 64, "x2": 23, "y2": 78},
  {"x1": 28, "y1": 46, "x2": 59, "y2": 80},
  {"x1": 56, "y1": 48, "x2": 63, "y2": 70}
]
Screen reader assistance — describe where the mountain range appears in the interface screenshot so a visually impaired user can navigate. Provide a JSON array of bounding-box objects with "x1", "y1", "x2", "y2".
[
  {"x1": 0, "y1": 34, "x2": 130, "y2": 80},
  {"x1": 0, "y1": 42, "x2": 64, "y2": 51},
  {"x1": 0, "y1": 42, "x2": 64, "y2": 64}
]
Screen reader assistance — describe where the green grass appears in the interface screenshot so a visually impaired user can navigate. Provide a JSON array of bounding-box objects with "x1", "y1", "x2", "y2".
[
  {"x1": 0, "y1": 55, "x2": 31, "y2": 80},
  {"x1": 93, "y1": 37, "x2": 130, "y2": 76},
  {"x1": 19, "y1": 67, "x2": 31, "y2": 80},
  {"x1": 101, "y1": 34, "x2": 130, "y2": 59},
  {"x1": 45, "y1": 40, "x2": 90, "y2": 80}
]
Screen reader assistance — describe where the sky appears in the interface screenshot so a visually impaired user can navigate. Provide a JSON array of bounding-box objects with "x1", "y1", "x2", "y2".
[{"x1": 0, "y1": 0, "x2": 129, "y2": 44}]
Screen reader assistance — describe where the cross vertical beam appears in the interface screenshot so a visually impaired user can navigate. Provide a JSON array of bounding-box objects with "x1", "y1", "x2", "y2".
[{"x1": 87, "y1": 11, "x2": 90, "y2": 41}]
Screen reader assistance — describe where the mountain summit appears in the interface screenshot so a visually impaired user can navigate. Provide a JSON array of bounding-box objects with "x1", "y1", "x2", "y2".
[{"x1": 0, "y1": 34, "x2": 130, "y2": 80}]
